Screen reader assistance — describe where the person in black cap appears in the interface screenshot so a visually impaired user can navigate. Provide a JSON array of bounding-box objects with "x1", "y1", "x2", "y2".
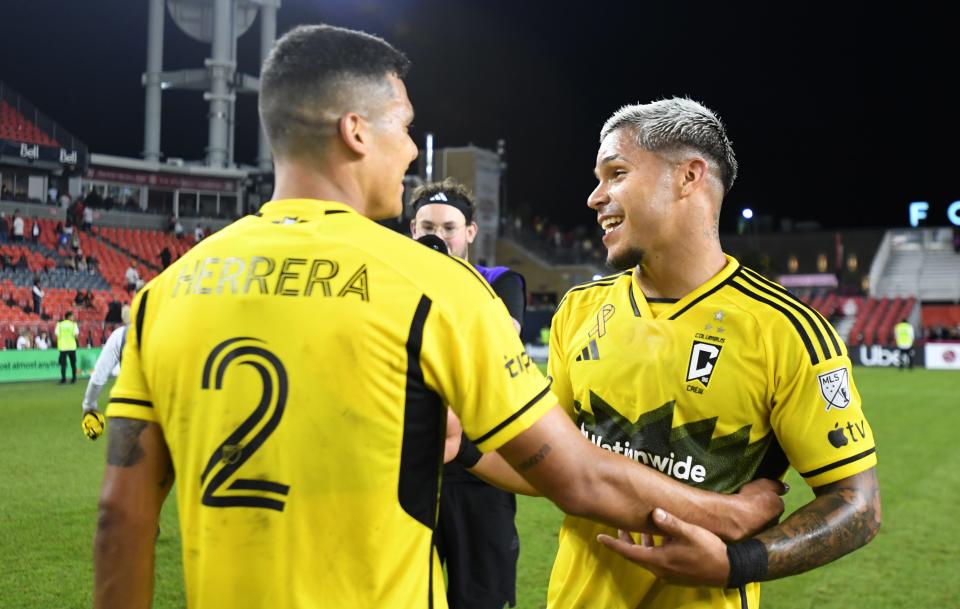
[{"x1": 410, "y1": 177, "x2": 527, "y2": 609}]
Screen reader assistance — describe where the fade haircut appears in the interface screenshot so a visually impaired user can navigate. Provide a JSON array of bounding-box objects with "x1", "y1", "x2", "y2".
[
  {"x1": 600, "y1": 98, "x2": 738, "y2": 194},
  {"x1": 409, "y1": 178, "x2": 475, "y2": 223},
  {"x1": 259, "y1": 24, "x2": 411, "y2": 159}
]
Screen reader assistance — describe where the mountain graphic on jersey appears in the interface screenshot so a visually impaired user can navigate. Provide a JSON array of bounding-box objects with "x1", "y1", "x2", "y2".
[{"x1": 575, "y1": 391, "x2": 787, "y2": 493}]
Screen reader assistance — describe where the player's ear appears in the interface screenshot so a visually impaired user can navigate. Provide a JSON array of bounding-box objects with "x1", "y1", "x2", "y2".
[
  {"x1": 338, "y1": 112, "x2": 367, "y2": 156},
  {"x1": 678, "y1": 157, "x2": 709, "y2": 198},
  {"x1": 465, "y1": 221, "x2": 478, "y2": 244},
  {"x1": 409, "y1": 218, "x2": 418, "y2": 236}
]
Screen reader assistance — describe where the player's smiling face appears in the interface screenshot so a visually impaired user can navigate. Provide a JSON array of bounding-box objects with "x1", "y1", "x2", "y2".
[{"x1": 588, "y1": 128, "x2": 677, "y2": 271}]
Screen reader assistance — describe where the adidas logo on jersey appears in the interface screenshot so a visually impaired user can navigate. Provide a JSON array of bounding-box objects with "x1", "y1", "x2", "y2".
[{"x1": 575, "y1": 339, "x2": 600, "y2": 361}]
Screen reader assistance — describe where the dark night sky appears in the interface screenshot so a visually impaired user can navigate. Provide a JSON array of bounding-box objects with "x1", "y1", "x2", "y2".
[{"x1": 0, "y1": 1, "x2": 953, "y2": 232}]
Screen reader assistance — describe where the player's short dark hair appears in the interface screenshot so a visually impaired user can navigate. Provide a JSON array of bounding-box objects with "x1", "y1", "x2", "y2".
[
  {"x1": 259, "y1": 24, "x2": 410, "y2": 159},
  {"x1": 409, "y1": 178, "x2": 475, "y2": 223}
]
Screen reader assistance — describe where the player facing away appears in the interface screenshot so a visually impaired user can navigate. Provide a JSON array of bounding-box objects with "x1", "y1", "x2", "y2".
[
  {"x1": 543, "y1": 98, "x2": 881, "y2": 607},
  {"x1": 410, "y1": 178, "x2": 527, "y2": 609},
  {"x1": 93, "y1": 27, "x2": 785, "y2": 609}
]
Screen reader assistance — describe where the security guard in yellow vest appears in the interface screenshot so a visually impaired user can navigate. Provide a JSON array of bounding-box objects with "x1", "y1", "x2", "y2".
[{"x1": 55, "y1": 310, "x2": 79, "y2": 383}]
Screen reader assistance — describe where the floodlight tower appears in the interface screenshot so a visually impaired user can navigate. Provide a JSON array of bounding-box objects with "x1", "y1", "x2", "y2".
[{"x1": 142, "y1": 0, "x2": 280, "y2": 169}]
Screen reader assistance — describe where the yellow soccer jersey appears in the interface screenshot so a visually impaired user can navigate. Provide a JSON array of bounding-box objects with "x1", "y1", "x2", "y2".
[
  {"x1": 107, "y1": 199, "x2": 555, "y2": 609},
  {"x1": 546, "y1": 256, "x2": 876, "y2": 609}
]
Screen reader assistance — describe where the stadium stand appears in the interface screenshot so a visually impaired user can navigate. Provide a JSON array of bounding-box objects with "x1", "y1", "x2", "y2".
[
  {"x1": 871, "y1": 228, "x2": 960, "y2": 301},
  {"x1": 0, "y1": 100, "x2": 59, "y2": 147}
]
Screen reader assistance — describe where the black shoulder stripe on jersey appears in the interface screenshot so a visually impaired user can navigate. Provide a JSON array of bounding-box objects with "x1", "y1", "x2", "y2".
[
  {"x1": 729, "y1": 279, "x2": 820, "y2": 366},
  {"x1": 448, "y1": 256, "x2": 496, "y2": 299},
  {"x1": 135, "y1": 289, "x2": 149, "y2": 351},
  {"x1": 108, "y1": 397, "x2": 153, "y2": 408},
  {"x1": 737, "y1": 271, "x2": 833, "y2": 362},
  {"x1": 398, "y1": 295, "x2": 444, "y2": 530},
  {"x1": 558, "y1": 271, "x2": 632, "y2": 310},
  {"x1": 799, "y1": 447, "x2": 876, "y2": 480},
  {"x1": 668, "y1": 272, "x2": 736, "y2": 320},
  {"x1": 741, "y1": 267, "x2": 843, "y2": 358},
  {"x1": 473, "y1": 381, "x2": 553, "y2": 445},
  {"x1": 628, "y1": 280, "x2": 641, "y2": 317}
]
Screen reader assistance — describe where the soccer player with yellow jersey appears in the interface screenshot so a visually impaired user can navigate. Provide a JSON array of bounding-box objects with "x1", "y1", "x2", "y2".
[
  {"x1": 545, "y1": 98, "x2": 881, "y2": 608},
  {"x1": 92, "y1": 27, "x2": 785, "y2": 609}
]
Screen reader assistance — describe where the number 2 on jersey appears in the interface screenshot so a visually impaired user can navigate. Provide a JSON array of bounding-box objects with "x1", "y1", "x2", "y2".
[{"x1": 199, "y1": 337, "x2": 290, "y2": 511}]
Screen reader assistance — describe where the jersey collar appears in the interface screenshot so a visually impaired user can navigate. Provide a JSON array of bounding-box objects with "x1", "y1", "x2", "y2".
[
  {"x1": 256, "y1": 199, "x2": 357, "y2": 223},
  {"x1": 630, "y1": 255, "x2": 740, "y2": 320}
]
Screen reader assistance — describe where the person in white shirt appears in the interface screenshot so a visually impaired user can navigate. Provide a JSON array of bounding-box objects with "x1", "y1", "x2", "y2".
[
  {"x1": 12, "y1": 210, "x2": 24, "y2": 242},
  {"x1": 83, "y1": 206, "x2": 94, "y2": 231},
  {"x1": 80, "y1": 306, "x2": 130, "y2": 440},
  {"x1": 16, "y1": 330, "x2": 31, "y2": 350},
  {"x1": 124, "y1": 260, "x2": 142, "y2": 293},
  {"x1": 35, "y1": 331, "x2": 50, "y2": 350}
]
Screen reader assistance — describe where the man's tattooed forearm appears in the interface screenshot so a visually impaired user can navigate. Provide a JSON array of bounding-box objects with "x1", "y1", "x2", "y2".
[
  {"x1": 518, "y1": 443, "x2": 552, "y2": 471},
  {"x1": 106, "y1": 418, "x2": 149, "y2": 467},
  {"x1": 756, "y1": 469, "x2": 881, "y2": 579}
]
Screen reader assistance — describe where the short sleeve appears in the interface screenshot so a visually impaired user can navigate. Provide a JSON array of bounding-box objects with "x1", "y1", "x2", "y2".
[
  {"x1": 426, "y1": 292, "x2": 555, "y2": 453},
  {"x1": 771, "y1": 350, "x2": 877, "y2": 488},
  {"x1": 106, "y1": 290, "x2": 157, "y2": 423},
  {"x1": 547, "y1": 304, "x2": 575, "y2": 418}
]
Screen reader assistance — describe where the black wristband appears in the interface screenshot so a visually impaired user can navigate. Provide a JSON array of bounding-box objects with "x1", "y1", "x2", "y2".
[
  {"x1": 726, "y1": 539, "x2": 768, "y2": 588},
  {"x1": 453, "y1": 431, "x2": 483, "y2": 468}
]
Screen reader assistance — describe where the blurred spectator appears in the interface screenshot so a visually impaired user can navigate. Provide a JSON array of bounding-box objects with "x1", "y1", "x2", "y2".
[
  {"x1": 86, "y1": 189, "x2": 102, "y2": 208},
  {"x1": 2, "y1": 323, "x2": 15, "y2": 349},
  {"x1": 125, "y1": 260, "x2": 142, "y2": 292},
  {"x1": 105, "y1": 299, "x2": 124, "y2": 323},
  {"x1": 35, "y1": 330, "x2": 50, "y2": 350},
  {"x1": 1, "y1": 183, "x2": 11, "y2": 199},
  {"x1": 59, "y1": 224, "x2": 73, "y2": 248},
  {"x1": 70, "y1": 231, "x2": 81, "y2": 254},
  {"x1": 86, "y1": 252, "x2": 99, "y2": 272},
  {"x1": 194, "y1": 224, "x2": 205, "y2": 243},
  {"x1": 76, "y1": 250, "x2": 88, "y2": 272},
  {"x1": 12, "y1": 209, "x2": 24, "y2": 242},
  {"x1": 15, "y1": 254, "x2": 29, "y2": 270},
  {"x1": 82, "y1": 289, "x2": 94, "y2": 308},
  {"x1": 83, "y1": 205, "x2": 94, "y2": 231},
  {"x1": 32, "y1": 277, "x2": 44, "y2": 315},
  {"x1": 59, "y1": 192, "x2": 71, "y2": 209},
  {"x1": 0, "y1": 252, "x2": 11, "y2": 270},
  {"x1": 73, "y1": 199, "x2": 85, "y2": 227},
  {"x1": 16, "y1": 330, "x2": 31, "y2": 350},
  {"x1": 63, "y1": 254, "x2": 76, "y2": 271},
  {"x1": 31, "y1": 216, "x2": 41, "y2": 243},
  {"x1": 160, "y1": 246, "x2": 172, "y2": 270},
  {"x1": 74, "y1": 289, "x2": 85, "y2": 306},
  {"x1": 0, "y1": 212, "x2": 7, "y2": 243}
]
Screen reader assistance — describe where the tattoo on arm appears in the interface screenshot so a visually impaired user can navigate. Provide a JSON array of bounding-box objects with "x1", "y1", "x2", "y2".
[
  {"x1": 756, "y1": 468, "x2": 881, "y2": 579},
  {"x1": 518, "y1": 443, "x2": 552, "y2": 471},
  {"x1": 106, "y1": 418, "x2": 149, "y2": 467}
]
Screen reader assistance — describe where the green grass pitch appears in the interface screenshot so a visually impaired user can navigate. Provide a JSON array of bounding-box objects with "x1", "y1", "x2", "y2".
[{"x1": 1, "y1": 368, "x2": 958, "y2": 608}]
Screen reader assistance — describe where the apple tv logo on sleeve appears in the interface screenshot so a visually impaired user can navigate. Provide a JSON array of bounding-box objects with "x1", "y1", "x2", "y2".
[{"x1": 827, "y1": 420, "x2": 868, "y2": 448}]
